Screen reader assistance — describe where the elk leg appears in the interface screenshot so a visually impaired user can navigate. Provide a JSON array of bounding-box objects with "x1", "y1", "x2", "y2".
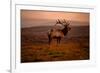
[
  {"x1": 49, "y1": 38, "x2": 52, "y2": 45},
  {"x1": 48, "y1": 36, "x2": 52, "y2": 45},
  {"x1": 58, "y1": 37, "x2": 61, "y2": 44},
  {"x1": 57, "y1": 38, "x2": 59, "y2": 44},
  {"x1": 57, "y1": 37, "x2": 60, "y2": 44}
]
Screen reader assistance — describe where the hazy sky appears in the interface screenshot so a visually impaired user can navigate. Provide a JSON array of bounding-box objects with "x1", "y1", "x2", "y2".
[{"x1": 21, "y1": 10, "x2": 89, "y2": 27}]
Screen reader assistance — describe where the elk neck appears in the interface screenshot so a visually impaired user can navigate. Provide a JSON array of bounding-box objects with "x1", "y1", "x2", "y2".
[{"x1": 61, "y1": 26, "x2": 68, "y2": 36}]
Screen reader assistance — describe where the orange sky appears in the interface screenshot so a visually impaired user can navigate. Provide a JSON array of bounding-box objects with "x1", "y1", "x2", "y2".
[{"x1": 21, "y1": 10, "x2": 89, "y2": 27}]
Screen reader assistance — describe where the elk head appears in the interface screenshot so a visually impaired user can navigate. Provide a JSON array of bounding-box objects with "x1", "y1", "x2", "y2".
[
  {"x1": 57, "y1": 19, "x2": 71, "y2": 36},
  {"x1": 56, "y1": 19, "x2": 71, "y2": 31},
  {"x1": 63, "y1": 19, "x2": 71, "y2": 31}
]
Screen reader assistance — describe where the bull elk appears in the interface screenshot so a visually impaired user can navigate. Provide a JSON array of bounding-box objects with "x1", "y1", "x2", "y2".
[{"x1": 47, "y1": 19, "x2": 71, "y2": 45}]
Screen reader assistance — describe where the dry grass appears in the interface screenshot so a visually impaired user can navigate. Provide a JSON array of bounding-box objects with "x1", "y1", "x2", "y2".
[{"x1": 21, "y1": 26, "x2": 89, "y2": 63}]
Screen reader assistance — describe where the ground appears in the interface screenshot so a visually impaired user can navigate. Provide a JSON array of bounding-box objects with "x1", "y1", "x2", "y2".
[{"x1": 21, "y1": 26, "x2": 89, "y2": 63}]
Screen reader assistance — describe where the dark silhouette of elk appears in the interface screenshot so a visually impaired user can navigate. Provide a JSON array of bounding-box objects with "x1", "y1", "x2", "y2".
[{"x1": 47, "y1": 19, "x2": 71, "y2": 45}]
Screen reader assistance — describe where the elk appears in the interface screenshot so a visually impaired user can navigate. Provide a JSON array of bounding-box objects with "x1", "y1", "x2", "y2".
[{"x1": 47, "y1": 19, "x2": 71, "y2": 45}]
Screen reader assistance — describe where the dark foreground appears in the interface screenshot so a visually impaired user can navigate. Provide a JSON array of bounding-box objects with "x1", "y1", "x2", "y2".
[{"x1": 21, "y1": 26, "x2": 89, "y2": 63}]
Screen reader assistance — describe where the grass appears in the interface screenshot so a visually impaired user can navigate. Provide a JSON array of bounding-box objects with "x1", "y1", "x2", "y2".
[
  {"x1": 21, "y1": 26, "x2": 89, "y2": 63},
  {"x1": 21, "y1": 39, "x2": 89, "y2": 63}
]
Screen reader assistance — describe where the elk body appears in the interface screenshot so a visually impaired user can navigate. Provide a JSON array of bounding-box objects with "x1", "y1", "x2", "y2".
[{"x1": 48, "y1": 19, "x2": 71, "y2": 45}]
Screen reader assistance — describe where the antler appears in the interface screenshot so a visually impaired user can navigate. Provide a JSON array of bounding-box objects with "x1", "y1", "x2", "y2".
[
  {"x1": 63, "y1": 19, "x2": 66, "y2": 23},
  {"x1": 63, "y1": 19, "x2": 70, "y2": 26},
  {"x1": 58, "y1": 19, "x2": 62, "y2": 24},
  {"x1": 55, "y1": 19, "x2": 62, "y2": 24},
  {"x1": 55, "y1": 19, "x2": 70, "y2": 26}
]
